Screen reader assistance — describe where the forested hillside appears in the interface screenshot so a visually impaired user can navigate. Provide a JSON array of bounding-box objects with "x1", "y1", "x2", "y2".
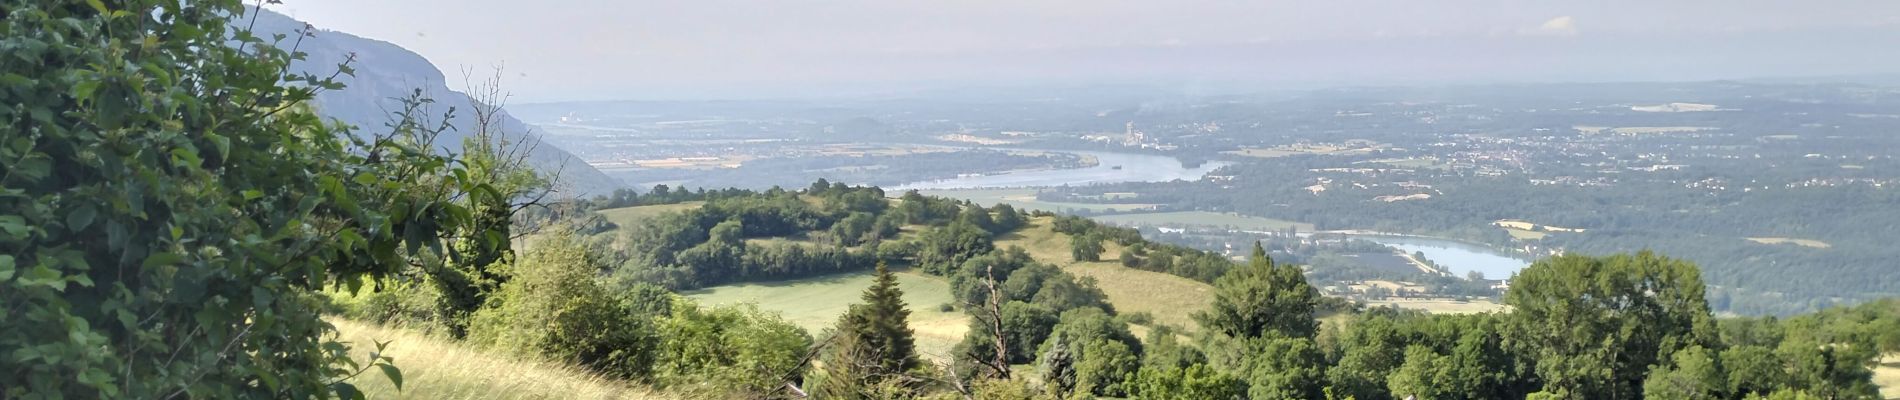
[{"x1": 4, "y1": 1, "x2": 1899, "y2": 399}]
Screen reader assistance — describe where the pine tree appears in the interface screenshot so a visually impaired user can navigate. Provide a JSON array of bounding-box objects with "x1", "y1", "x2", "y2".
[
  {"x1": 811, "y1": 262, "x2": 922, "y2": 398},
  {"x1": 1039, "y1": 335, "x2": 1078, "y2": 397}
]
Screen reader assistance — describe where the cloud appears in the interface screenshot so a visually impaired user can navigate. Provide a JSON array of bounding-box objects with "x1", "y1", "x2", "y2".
[{"x1": 1523, "y1": 16, "x2": 1579, "y2": 37}]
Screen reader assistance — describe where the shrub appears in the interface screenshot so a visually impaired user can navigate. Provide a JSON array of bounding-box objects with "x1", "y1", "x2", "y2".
[
  {"x1": 653, "y1": 300, "x2": 813, "y2": 397},
  {"x1": 467, "y1": 234, "x2": 658, "y2": 379},
  {"x1": 0, "y1": 1, "x2": 500, "y2": 397}
]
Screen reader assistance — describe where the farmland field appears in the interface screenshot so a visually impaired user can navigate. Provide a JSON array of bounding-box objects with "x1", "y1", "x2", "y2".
[
  {"x1": 1503, "y1": 228, "x2": 1548, "y2": 240},
  {"x1": 1362, "y1": 298, "x2": 1510, "y2": 314},
  {"x1": 1363, "y1": 157, "x2": 1451, "y2": 170},
  {"x1": 1223, "y1": 144, "x2": 1377, "y2": 159},
  {"x1": 681, "y1": 268, "x2": 968, "y2": 361},
  {"x1": 1091, "y1": 211, "x2": 1315, "y2": 231},
  {"x1": 1746, "y1": 237, "x2": 1832, "y2": 249}
]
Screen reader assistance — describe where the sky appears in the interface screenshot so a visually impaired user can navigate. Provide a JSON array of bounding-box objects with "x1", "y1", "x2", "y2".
[{"x1": 268, "y1": 0, "x2": 1900, "y2": 102}]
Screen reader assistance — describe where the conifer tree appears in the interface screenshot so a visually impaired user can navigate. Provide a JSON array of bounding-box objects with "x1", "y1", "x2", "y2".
[
  {"x1": 811, "y1": 262, "x2": 922, "y2": 398},
  {"x1": 1038, "y1": 335, "x2": 1078, "y2": 397}
]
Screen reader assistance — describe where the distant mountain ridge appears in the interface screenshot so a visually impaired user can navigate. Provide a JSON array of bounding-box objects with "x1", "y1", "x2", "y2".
[{"x1": 250, "y1": 9, "x2": 624, "y2": 198}]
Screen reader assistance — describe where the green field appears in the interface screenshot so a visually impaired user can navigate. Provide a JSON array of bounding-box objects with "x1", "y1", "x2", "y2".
[
  {"x1": 682, "y1": 268, "x2": 969, "y2": 361},
  {"x1": 920, "y1": 188, "x2": 1161, "y2": 213},
  {"x1": 1503, "y1": 228, "x2": 1548, "y2": 240},
  {"x1": 597, "y1": 202, "x2": 704, "y2": 228},
  {"x1": 1090, "y1": 211, "x2": 1315, "y2": 231}
]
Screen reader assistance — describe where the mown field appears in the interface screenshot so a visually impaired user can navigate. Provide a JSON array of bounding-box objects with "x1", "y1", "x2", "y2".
[
  {"x1": 331, "y1": 319, "x2": 673, "y2": 399},
  {"x1": 1090, "y1": 211, "x2": 1315, "y2": 232},
  {"x1": 920, "y1": 188, "x2": 1161, "y2": 213},
  {"x1": 1362, "y1": 298, "x2": 1510, "y2": 314},
  {"x1": 681, "y1": 268, "x2": 969, "y2": 361}
]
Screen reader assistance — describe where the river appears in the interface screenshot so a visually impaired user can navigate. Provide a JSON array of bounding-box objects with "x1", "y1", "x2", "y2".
[
  {"x1": 895, "y1": 148, "x2": 1534, "y2": 279},
  {"x1": 1348, "y1": 236, "x2": 1532, "y2": 280},
  {"x1": 891, "y1": 150, "x2": 1229, "y2": 191}
]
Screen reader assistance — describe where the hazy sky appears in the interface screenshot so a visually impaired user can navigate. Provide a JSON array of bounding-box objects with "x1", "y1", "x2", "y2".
[{"x1": 268, "y1": 1, "x2": 1900, "y2": 102}]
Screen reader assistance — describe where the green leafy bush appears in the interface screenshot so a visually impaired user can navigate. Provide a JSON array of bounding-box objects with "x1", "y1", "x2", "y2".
[{"x1": 0, "y1": 1, "x2": 504, "y2": 397}]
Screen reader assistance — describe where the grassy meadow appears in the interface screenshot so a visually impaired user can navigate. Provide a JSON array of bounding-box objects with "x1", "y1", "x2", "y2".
[
  {"x1": 330, "y1": 319, "x2": 673, "y2": 400},
  {"x1": 996, "y1": 217, "x2": 1217, "y2": 330},
  {"x1": 681, "y1": 268, "x2": 969, "y2": 361},
  {"x1": 1502, "y1": 228, "x2": 1548, "y2": 240}
]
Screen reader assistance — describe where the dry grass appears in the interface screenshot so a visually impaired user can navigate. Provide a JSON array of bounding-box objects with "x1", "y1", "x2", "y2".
[
  {"x1": 1875, "y1": 357, "x2": 1900, "y2": 399},
  {"x1": 1066, "y1": 262, "x2": 1215, "y2": 329},
  {"x1": 1362, "y1": 298, "x2": 1509, "y2": 314},
  {"x1": 1492, "y1": 219, "x2": 1584, "y2": 233},
  {"x1": 329, "y1": 319, "x2": 674, "y2": 400}
]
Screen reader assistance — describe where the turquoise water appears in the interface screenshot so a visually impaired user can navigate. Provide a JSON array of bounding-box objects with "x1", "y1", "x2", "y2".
[{"x1": 1353, "y1": 236, "x2": 1532, "y2": 280}]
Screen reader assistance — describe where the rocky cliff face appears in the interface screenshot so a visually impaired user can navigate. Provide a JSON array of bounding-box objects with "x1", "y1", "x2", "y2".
[{"x1": 251, "y1": 9, "x2": 623, "y2": 198}]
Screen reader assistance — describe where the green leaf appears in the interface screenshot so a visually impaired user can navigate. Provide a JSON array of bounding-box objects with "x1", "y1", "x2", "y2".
[
  {"x1": 20, "y1": 265, "x2": 66, "y2": 291},
  {"x1": 242, "y1": 190, "x2": 264, "y2": 201},
  {"x1": 330, "y1": 382, "x2": 361, "y2": 400},
  {"x1": 207, "y1": 134, "x2": 230, "y2": 160},
  {"x1": 141, "y1": 252, "x2": 183, "y2": 269},
  {"x1": 0, "y1": 255, "x2": 15, "y2": 281},
  {"x1": 0, "y1": 215, "x2": 25, "y2": 238},
  {"x1": 85, "y1": 0, "x2": 107, "y2": 14},
  {"x1": 67, "y1": 204, "x2": 98, "y2": 231},
  {"x1": 251, "y1": 286, "x2": 274, "y2": 309},
  {"x1": 71, "y1": 79, "x2": 102, "y2": 103},
  {"x1": 377, "y1": 364, "x2": 404, "y2": 391}
]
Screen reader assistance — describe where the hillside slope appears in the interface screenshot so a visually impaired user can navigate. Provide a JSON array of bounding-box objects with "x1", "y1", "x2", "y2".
[
  {"x1": 331, "y1": 319, "x2": 673, "y2": 399},
  {"x1": 997, "y1": 216, "x2": 1217, "y2": 330},
  {"x1": 251, "y1": 9, "x2": 624, "y2": 198}
]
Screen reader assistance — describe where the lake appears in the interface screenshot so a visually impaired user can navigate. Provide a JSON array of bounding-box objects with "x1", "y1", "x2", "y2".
[
  {"x1": 1350, "y1": 235, "x2": 1532, "y2": 280},
  {"x1": 892, "y1": 150, "x2": 1228, "y2": 190}
]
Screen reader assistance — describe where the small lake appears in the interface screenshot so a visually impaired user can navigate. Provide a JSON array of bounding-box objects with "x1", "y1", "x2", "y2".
[
  {"x1": 892, "y1": 150, "x2": 1228, "y2": 191},
  {"x1": 1350, "y1": 235, "x2": 1532, "y2": 280}
]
